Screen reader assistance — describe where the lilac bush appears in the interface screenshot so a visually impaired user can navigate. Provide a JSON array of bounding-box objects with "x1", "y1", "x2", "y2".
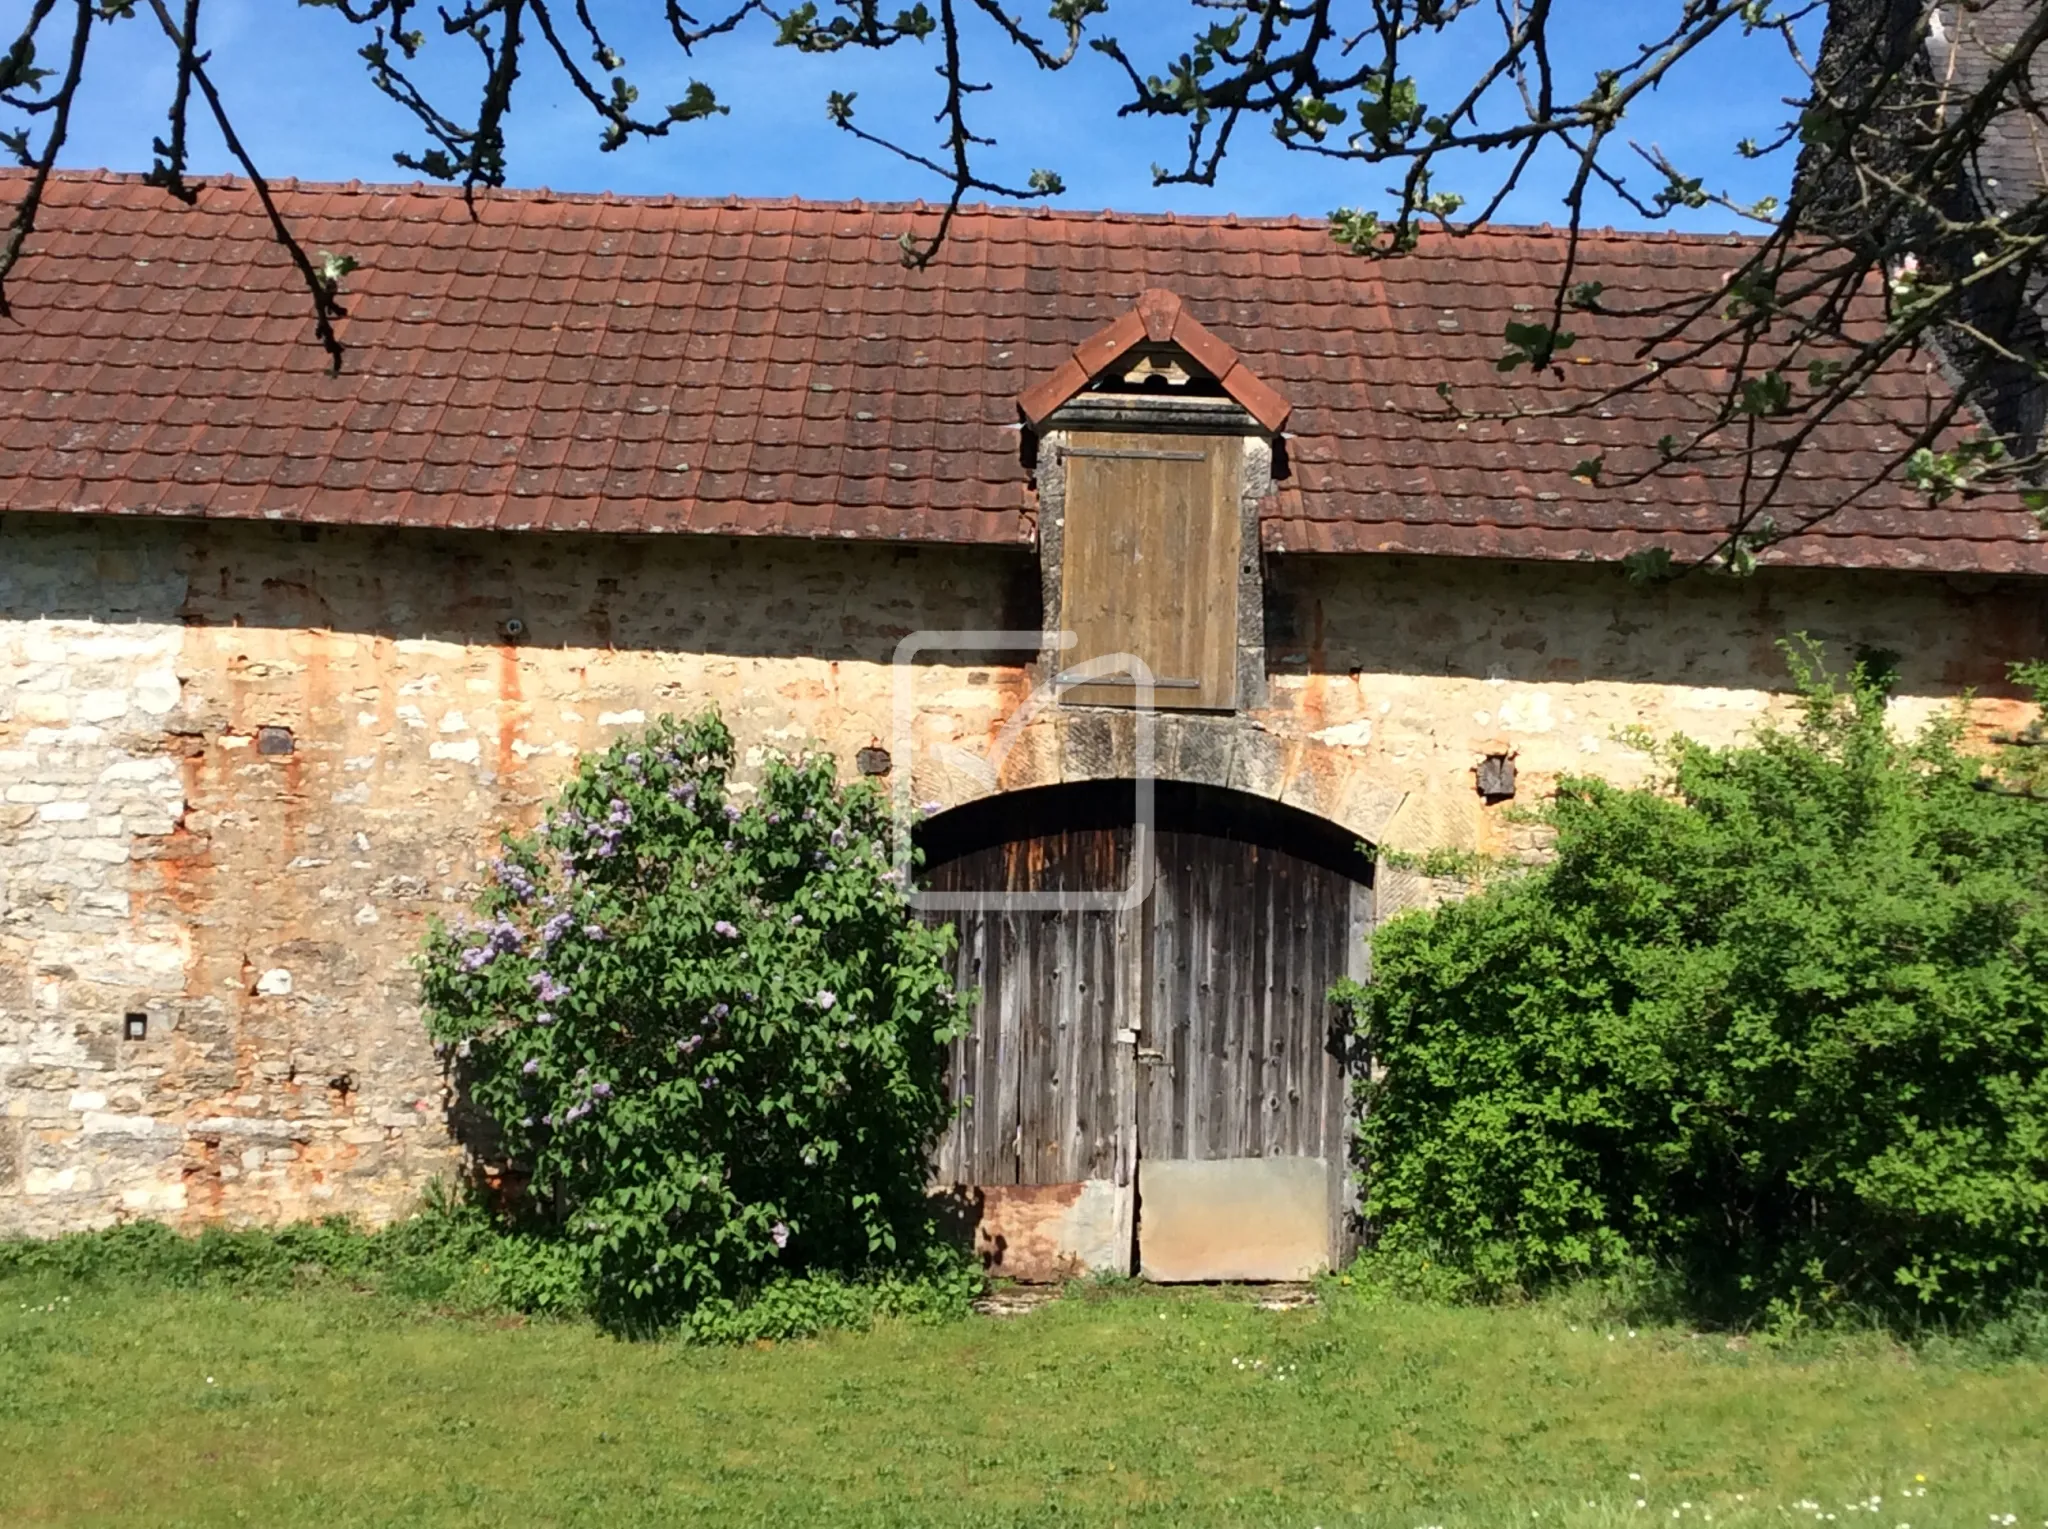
[{"x1": 420, "y1": 711, "x2": 970, "y2": 1328}]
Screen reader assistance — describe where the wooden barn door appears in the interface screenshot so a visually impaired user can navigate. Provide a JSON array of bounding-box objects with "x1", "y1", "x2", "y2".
[
  {"x1": 927, "y1": 811, "x2": 1366, "y2": 1282},
  {"x1": 927, "y1": 828, "x2": 1137, "y2": 1281},
  {"x1": 1133, "y1": 831, "x2": 1364, "y2": 1282}
]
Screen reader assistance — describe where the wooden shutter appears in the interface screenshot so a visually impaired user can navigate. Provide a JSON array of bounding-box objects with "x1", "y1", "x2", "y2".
[{"x1": 1057, "y1": 431, "x2": 1242, "y2": 712}]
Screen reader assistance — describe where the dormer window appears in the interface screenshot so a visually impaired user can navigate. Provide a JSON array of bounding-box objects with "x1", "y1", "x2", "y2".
[{"x1": 1020, "y1": 290, "x2": 1291, "y2": 716}]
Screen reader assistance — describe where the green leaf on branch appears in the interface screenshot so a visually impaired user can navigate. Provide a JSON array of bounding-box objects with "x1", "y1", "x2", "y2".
[
  {"x1": 1655, "y1": 169, "x2": 1709, "y2": 212},
  {"x1": 1498, "y1": 320, "x2": 1576, "y2": 373},
  {"x1": 1048, "y1": 0, "x2": 1107, "y2": 24},
  {"x1": 1622, "y1": 546, "x2": 1676, "y2": 583},
  {"x1": 667, "y1": 81, "x2": 724, "y2": 123},
  {"x1": 1357, "y1": 70, "x2": 1425, "y2": 151},
  {"x1": 315, "y1": 251, "x2": 360, "y2": 295},
  {"x1": 1905, "y1": 436, "x2": 2007, "y2": 504},
  {"x1": 1737, "y1": 371, "x2": 1792, "y2": 417},
  {"x1": 0, "y1": 36, "x2": 51, "y2": 95},
  {"x1": 1329, "y1": 207, "x2": 1383, "y2": 254}
]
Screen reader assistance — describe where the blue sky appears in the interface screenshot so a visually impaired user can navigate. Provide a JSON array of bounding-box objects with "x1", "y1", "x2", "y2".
[{"x1": 50, "y1": 0, "x2": 1821, "y2": 231}]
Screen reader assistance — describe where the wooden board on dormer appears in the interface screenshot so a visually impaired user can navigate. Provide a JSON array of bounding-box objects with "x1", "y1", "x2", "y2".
[{"x1": 1057, "y1": 431, "x2": 1242, "y2": 712}]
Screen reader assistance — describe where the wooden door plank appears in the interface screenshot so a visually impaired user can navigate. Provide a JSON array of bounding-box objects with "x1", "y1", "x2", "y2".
[
  {"x1": 1057, "y1": 432, "x2": 1242, "y2": 712},
  {"x1": 1248, "y1": 845, "x2": 1271, "y2": 1157}
]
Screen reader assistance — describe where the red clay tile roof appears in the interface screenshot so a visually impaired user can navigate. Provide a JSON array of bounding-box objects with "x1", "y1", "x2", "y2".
[{"x1": 1, "y1": 170, "x2": 2043, "y2": 573}]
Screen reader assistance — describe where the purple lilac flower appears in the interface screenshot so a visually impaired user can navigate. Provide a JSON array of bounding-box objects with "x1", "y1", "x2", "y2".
[
  {"x1": 541, "y1": 911, "x2": 574, "y2": 946},
  {"x1": 920, "y1": 800, "x2": 943, "y2": 817},
  {"x1": 767, "y1": 812, "x2": 781, "y2": 825},
  {"x1": 522, "y1": 1057, "x2": 539, "y2": 1075},
  {"x1": 591, "y1": 1081, "x2": 613, "y2": 1098},
  {"x1": 530, "y1": 970, "x2": 569, "y2": 1004},
  {"x1": 541, "y1": 1113, "x2": 555, "y2": 1127},
  {"x1": 584, "y1": 922, "x2": 606, "y2": 940},
  {"x1": 723, "y1": 840, "x2": 736, "y2": 854},
  {"x1": 802, "y1": 808, "x2": 816, "y2": 821},
  {"x1": 678, "y1": 1034, "x2": 702, "y2": 1056},
  {"x1": 669, "y1": 780, "x2": 699, "y2": 804},
  {"x1": 535, "y1": 1010, "x2": 555, "y2": 1026},
  {"x1": 713, "y1": 920, "x2": 739, "y2": 939},
  {"x1": 830, "y1": 826, "x2": 848, "y2": 849},
  {"x1": 458, "y1": 917, "x2": 523, "y2": 972},
  {"x1": 626, "y1": 752, "x2": 642, "y2": 768},
  {"x1": 493, "y1": 858, "x2": 537, "y2": 902},
  {"x1": 723, "y1": 803, "x2": 743, "y2": 823},
  {"x1": 770, "y1": 1221, "x2": 790, "y2": 1250},
  {"x1": 789, "y1": 914, "x2": 804, "y2": 928},
  {"x1": 815, "y1": 989, "x2": 836, "y2": 1010},
  {"x1": 879, "y1": 868, "x2": 905, "y2": 885}
]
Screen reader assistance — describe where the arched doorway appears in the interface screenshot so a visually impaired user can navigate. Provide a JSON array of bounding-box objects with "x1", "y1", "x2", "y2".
[{"x1": 917, "y1": 781, "x2": 1372, "y2": 1282}]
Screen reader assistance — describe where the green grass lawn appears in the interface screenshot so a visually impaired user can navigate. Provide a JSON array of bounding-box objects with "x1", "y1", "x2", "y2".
[{"x1": 2, "y1": 1277, "x2": 2044, "y2": 1529}]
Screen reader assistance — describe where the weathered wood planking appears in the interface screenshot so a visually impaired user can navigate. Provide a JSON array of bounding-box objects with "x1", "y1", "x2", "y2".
[
  {"x1": 925, "y1": 816, "x2": 1367, "y2": 1275},
  {"x1": 1136, "y1": 832, "x2": 1354, "y2": 1168},
  {"x1": 927, "y1": 828, "x2": 1130, "y2": 1188},
  {"x1": 1058, "y1": 432, "x2": 1242, "y2": 711}
]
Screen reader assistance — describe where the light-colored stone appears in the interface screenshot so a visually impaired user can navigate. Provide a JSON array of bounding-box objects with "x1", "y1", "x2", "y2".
[{"x1": 1, "y1": 516, "x2": 2041, "y2": 1237}]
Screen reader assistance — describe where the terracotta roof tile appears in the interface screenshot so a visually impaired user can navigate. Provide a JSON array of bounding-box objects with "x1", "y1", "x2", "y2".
[{"x1": 0, "y1": 170, "x2": 2041, "y2": 572}]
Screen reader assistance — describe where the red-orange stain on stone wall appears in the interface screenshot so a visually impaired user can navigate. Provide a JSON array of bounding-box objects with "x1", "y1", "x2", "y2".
[{"x1": 496, "y1": 640, "x2": 524, "y2": 783}]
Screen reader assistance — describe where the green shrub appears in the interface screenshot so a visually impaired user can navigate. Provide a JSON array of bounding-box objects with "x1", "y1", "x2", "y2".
[
  {"x1": 0, "y1": 1200, "x2": 979, "y2": 1335},
  {"x1": 419, "y1": 710, "x2": 973, "y2": 1329},
  {"x1": 0, "y1": 1198, "x2": 520, "y2": 1306},
  {"x1": 1344, "y1": 649, "x2": 2048, "y2": 1328}
]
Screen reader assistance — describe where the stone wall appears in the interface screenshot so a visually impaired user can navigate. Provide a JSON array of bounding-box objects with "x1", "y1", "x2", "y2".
[{"x1": 2, "y1": 512, "x2": 2041, "y2": 1233}]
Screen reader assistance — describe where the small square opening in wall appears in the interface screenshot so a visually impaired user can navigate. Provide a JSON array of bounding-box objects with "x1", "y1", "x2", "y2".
[
  {"x1": 256, "y1": 725, "x2": 295, "y2": 756},
  {"x1": 123, "y1": 1012, "x2": 148, "y2": 1041},
  {"x1": 1477, "y1": 753, "x2": 1517, "y2": 803}
]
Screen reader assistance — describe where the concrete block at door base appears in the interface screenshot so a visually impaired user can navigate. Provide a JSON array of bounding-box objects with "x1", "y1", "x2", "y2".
[
  {"x1": 950, "y1": 1180, "x2": 1124, "y2": 1282},
  {"x1": 1137, "y1": 1156, "x2": 1332, "y2": 1282}
]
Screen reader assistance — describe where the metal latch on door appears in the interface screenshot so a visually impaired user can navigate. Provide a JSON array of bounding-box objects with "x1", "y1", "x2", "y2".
[{"x1": 1118, "y1": 1028, "x2": 1165, "y2": 1063}]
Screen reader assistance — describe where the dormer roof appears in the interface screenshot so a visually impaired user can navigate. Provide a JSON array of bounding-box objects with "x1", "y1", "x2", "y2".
[{"x1": 1017, "y1": 288, "x2": 1291, "y2": 433}]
